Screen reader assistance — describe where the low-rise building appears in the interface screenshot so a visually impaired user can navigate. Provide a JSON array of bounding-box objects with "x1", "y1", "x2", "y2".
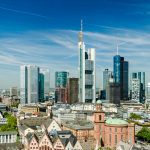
[{"x1": 0, "y1": 131, "x2": 17, "y2": 143}]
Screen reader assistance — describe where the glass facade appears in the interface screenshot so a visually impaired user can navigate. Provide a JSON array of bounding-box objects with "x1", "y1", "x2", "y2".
[
  {"x1": 27, "y1": 65, "x2": 39, "y2": 103},
  {"x1": 113, "y1": 55, "x2": 128, "y2": 100},
  {"x1": 39, "y1": 73, "x2": 44, "y2": 102},
  {"x1": 55, "y1": 71, "x2": 69, "y2": 88},
  {"x1": 113, "y1": 55, "x2": 121, "y2": 84},
  {"x1": 20, "y1": 65, "x2": 28, "y2": 104},
  {"x1": 20, "y1": 65, "x2": 39, "y2": 104}
]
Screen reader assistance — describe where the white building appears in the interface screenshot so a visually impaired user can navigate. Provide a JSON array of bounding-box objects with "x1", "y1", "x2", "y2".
[
  {"x1": 131, "y1": 78, "x2": 140, "y2": 102},
  {"x1": 0, "y1": 131, "x2": 17, "y2": 143},
  {"x1": 78, "y1": 21, "x2": 95, "y2": 103},
  {"x1": 20, "y1": 65, "x2": 39, "y2": 104}
]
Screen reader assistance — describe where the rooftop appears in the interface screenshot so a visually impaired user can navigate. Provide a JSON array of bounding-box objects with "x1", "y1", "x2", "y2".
[
  {"x1": 106, "y1": 118, "x2": 128, "y2": 126},
  {"x1": 62, "y1": 120, "x2": 93, "y2": 130}
]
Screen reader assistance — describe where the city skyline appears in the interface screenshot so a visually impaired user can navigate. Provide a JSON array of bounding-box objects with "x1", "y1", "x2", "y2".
[{"x1": 0, "y1": 0, "x2": 150, "y2": 88}]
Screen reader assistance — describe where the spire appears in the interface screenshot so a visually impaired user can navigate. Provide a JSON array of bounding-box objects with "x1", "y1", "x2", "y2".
[
  {"x1": 117, "y1": 42, "x2": 119, "y2": 55},
  {"x1": 81, "y1": 19, "x2": 83, "y2": 32},
  {"x1": 79, "y1": 19, "x2": 83, "y2": 42}
]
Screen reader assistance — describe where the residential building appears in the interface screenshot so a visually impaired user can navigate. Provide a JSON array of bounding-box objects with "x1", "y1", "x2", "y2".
[
  {"x1": 78, "y1": 23, "x2": 95, "y2": 103},
  {"x1": 0, "y1": 131, "x2": 17, "y2": 143}
]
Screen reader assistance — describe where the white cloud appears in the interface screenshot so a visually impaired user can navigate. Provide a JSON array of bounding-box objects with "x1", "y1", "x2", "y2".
[{"x1": 0, "y1": 28, "x2": 150, "y2": 89}]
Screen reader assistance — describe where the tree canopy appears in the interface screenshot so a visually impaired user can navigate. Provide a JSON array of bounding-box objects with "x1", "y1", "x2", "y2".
[
  {"x1": 137, "y1": 127, "x2": 150, "y2": 142},
  {"x1": 129, "y1": 113, "x2": 142, "y2": 120},
  {"x1": 0, "y1": 112, "x2": 17, "y2": 131}
]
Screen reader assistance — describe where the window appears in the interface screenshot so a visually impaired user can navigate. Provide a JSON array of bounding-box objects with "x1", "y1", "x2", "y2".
[
  {"x1": 109, "y1": 128, "x2": 111, "y2": 132},
  {"x1": 109, "y1": 134, "x2": 111, "y2": 143},
  {"x1": 115, "y1": 128, "x2": 117, "y2": 132},
  {"x1": 121, "y1": 135, "x2": 123, "y2": 141},
  {"x1": 99, "y1": 115, "x2": 101, "y2": 121},
  {"x1": 121, "y1": 128, "x2": 123, "y2": 132},
  {"x1": 115, "y1": 135, "x2": 117, "y2": 144}
]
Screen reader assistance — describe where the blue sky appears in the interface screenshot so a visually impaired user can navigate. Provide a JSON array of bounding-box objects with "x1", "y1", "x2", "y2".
[{"x1": 0, "y1": 0, "x2": 150, "y2": 89}]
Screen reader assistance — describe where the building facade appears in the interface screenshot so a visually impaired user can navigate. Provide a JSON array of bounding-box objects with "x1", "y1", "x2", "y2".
[
  {"x1": 113, "y1": 55, "x2": 128, "y2": 100},
  {"x1": 55, "y1": 71, "x2": 69, "y2": 88},
  {"x1": 67, "y1": 78, "x2": 79, "y2": 104},
  {"x1": 40, "y1": 69, "x2": 50, "y2": 96},
  {"x1": 94, "y1": 101, "x2": 135, "y2": 149},
  {"x1": 131, "y1": 73, "x2": 140, "y2": 102},
  {"x1": 20, "y1": 65, "x2": 39, "y2": 104},
  {"x1": 78, "y1": 28, "x2": 95, "y2": 103}
]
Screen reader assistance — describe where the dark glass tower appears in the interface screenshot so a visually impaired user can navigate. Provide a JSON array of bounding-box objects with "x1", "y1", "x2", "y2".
[{"x1": 113, "y1": 55, "x2": 129, "y2": 100}]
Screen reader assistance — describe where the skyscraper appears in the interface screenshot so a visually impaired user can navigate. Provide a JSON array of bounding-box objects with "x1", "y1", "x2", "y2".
[
  {"x1": 103, "y1": 69, "x2": 112, "y2": 99},
  {"x1": 20, "y1": 65, "x2": 28, "y2": 104},
  {"x1": 27, "y1": 65, "x2": 39, "y2": 103},
  {"x1": 20, "y1": 65, "x2": 39, "y2": 104},
  {"x1": 67, "y1": 78, "x2": 79, "y2": 104},
  {"x1": 113, "y1": 55, "x2": 128, "y2": 100},
  {"x1": 39, "y1": 73, "x2": 44, "y2": 102},
  {"x1": 55, "y1": 71, "x2": 69, "y2": 103},
  {"x1": 78, "y1": 21, "x2": 95, "y2": 103},
  {"x1": 55, "y1": 71, "x2": 69, "y2": 88},
  {"x1": 131, "y1": 72, "x2": 145, "y2": 103},
  {"x1": 103, "y1": 69, "x2": 112, "y2": 90},
  {"x1": 40, "y1": 69, "x2": 50, "y2": 96},
  {"x1": 131, "y1": 74, "x2": 140, "y2": 102}
]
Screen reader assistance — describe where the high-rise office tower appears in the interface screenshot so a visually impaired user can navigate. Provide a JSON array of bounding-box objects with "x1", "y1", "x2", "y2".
[
  {"x1": 39, "y1": 73, "x2": 44, "y2": 102},
  {"x1": 113, "y1": 55, "x2": 128, "y2": 100},
  {"x1": 55, "y1": 71, "x2": 69, "y2": 103},
  {"x1": 67, "y1": 78, "x2": 79, "y2": 104},
  {"x1": 55, "y1": 71, "x2": 69, "y2": 88},
  {"x1": 27, "y1": 65, "x2": 39, "y2": 103},
  {"x1": 131, "y1": 73, "x2": 140, "y2": 102},
  {"x1": 131, "y1": 72, "x2": 145, "y2": 103},
  {"x1": 40, "y1": 69, "x2": 50, "y2": 96},
  {"x1": 103, "y1": 69, "x2": 112, "y2": 90},
  {"x1": 20, "y1": 65, "x2": 28, "y2": 104},
  {"x1": 103, "y1": 69, "x2": 112, "y2": 99},
  {"x1": 20, "y1": 65, "x2": 39, "y2": 104},
  {"x1": 106, "y1": 75, "x2": 120, "y2": 105},
  {"x1": 78, "y1": 21, "x2": 95, "y2": 103}
]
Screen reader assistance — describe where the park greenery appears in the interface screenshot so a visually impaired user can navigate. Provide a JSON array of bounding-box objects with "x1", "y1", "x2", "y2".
[
  {"x1": 129, "y1": 113, "x2": 142, "y2": 120},
  {"x1": 137, "y1": 127, "x2": 150, "y2": 142},
  {"x1": 0, "y1": 112, "x2": 17, "y2": 131}
]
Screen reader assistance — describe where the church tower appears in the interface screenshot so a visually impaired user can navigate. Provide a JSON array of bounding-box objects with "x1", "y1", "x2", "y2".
[{"x1": 94, "y1": 100, "x2": 105, "y2": 148}]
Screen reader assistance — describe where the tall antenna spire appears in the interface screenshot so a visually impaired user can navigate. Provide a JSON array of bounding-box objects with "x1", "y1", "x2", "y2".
[
  {"x1": 79, "y1": 19, "x2": 83, "y2": 42},
  {"x1": 81, "y1": 19, "x2": 83, "y2": 32},
  {"x1": 117, "y1": 42, "x2": 119, "y2": 55}
]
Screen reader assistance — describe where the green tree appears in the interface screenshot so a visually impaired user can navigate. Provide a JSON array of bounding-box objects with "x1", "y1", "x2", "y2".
[
  {"x1": 130, "y1": 113, "x2": 142, "y2": 120},
  {"x1": 137, "y1": 127, "x2": 150, "y2": 142}
]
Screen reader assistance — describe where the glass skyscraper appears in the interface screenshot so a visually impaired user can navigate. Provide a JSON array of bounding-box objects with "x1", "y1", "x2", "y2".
[
  {"x1": 20, "y1": 65, "x2": 39, "y2": 104},
  {"x1": 20, "y1": 65, "x2": 28, "y2": 104},
  {"x1": 55, "y1": 71, "x2": 69, "y2": 88},
  {"x1": 113, "y1": 55, "x2": 128, "y2": 100},
  {"x1": 40, "y1": 69, "x2": 50, "y2": 97},
  {"x1": 78, "y1": 27, "x2": 95, "y2": 103}
]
